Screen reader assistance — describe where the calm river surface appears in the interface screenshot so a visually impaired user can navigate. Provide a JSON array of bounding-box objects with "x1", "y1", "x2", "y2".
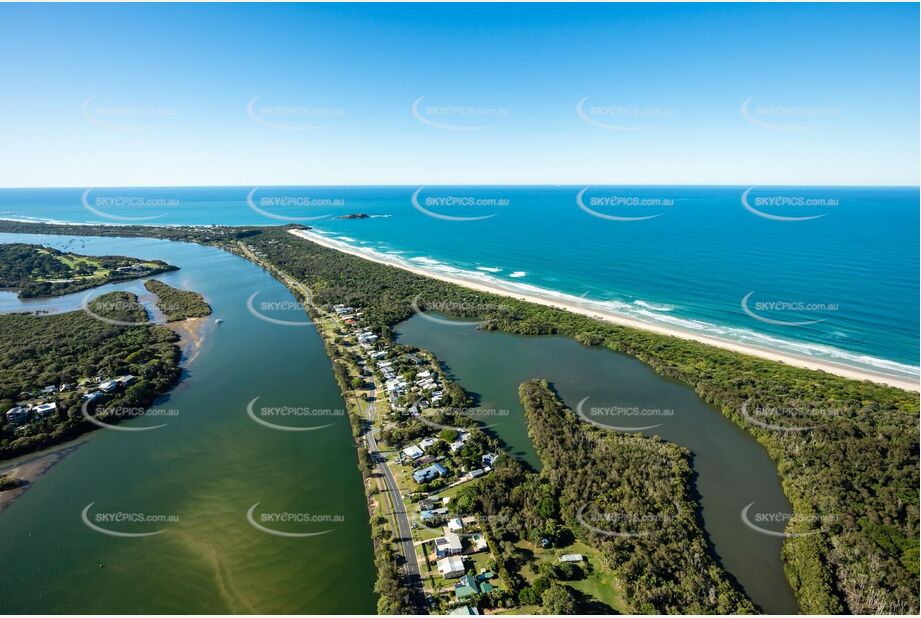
[
  {"x1": 395, "y1": 314, "x2": 799, "y2": 615},
  {"x1": 0, "y1": 233, "x2": 376, "y2": 613}
]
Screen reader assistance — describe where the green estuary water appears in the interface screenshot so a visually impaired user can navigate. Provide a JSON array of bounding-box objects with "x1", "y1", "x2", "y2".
[
  {"x1": 0, "y1": 234, "x2": 376, "y2": 614},
  {"x1": 0, "y1": 232, "x2": 800, "y2": 615},
  {"x1": 395, "y1": 314, "x2": 800, "y2": 615}
]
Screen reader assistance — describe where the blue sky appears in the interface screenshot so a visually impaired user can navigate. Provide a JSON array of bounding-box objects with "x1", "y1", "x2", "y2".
[{"x1": 0, "y1": 2, "x2": 917, "y2": 186}]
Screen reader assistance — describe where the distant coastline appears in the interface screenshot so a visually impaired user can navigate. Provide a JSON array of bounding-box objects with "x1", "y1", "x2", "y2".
[{"x1": 291, "y1": 228, "x2": 919, "y2": 392}]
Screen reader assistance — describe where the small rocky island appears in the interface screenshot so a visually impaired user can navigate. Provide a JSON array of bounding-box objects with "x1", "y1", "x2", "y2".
[{"x1": 335, "y1": 213, "x2": 371, "y2": 220}]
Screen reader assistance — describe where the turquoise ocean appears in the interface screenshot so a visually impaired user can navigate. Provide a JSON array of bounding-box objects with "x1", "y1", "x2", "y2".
[{"x1": 0, "y1": 185, "x2": 917, "y2": 381}]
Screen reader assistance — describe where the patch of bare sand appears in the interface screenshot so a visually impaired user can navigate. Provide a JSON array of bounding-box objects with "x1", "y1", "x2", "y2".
[{"x1": 0, "y1": 442, "x2": 84, "y2": 513}]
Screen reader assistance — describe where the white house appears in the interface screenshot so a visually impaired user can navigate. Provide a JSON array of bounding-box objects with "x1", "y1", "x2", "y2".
[
  {"x1": 447, "y1": 517, "x2": 464, "y2": 532},
  {"x1": 33, "y1": 402, "x2": 57, "y2": 417},
  {"x1": 559, "y1": 553, "x2": 584, "y2": 563},
  {"x1": 402, "y1": 445, "x2": 424, "y2": 460},
  {"x1": 418, "y1": 437, "x2": 438, "y2": 450},
  {"x1": 434, "y1": 531, "x2": 463, "y2": 557},
  {"x1": 437, "y1": 555, "x2": 465, "y2": 579}
]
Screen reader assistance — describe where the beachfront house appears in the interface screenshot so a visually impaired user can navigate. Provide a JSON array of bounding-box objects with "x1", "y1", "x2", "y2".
[
  {"x1": 449, "y1": 606, "x2": 479, "y2": 615},
  {"x1": 437, "y1": 555, "x2": 466, "y2": 579}
]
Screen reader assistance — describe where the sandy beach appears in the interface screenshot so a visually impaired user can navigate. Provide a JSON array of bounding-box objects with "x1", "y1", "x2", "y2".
[
  {"x1": 0, "y1": 442, "x2": 85, "y2": 513},
  {"x1": 290, "y1": 229, "x2": 918, "y2": 392},
  {"x1": 166, "y1": 316, "x2": 209, "y2": 365}
]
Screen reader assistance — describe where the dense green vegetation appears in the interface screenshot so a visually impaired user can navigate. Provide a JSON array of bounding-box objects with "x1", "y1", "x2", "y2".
[
  {"x1": 524, "y1": 379, "x2": 753, "y2": 612},
  {"x1": 144, "y1": 279, "x2": 212, "y2": 321},
  {"x1": 0, "y1": 292, "x2": 182, "y2": 460},
  {"x1": 448, "y1": 381, "x2": 755, "y2": 614},
  {"x1": 0, "y1": 220, "x2": 261, "y2": 244},
  {"x1": 2, "y1": 220, "x2": 917, "y2": 613},
  {"x1": 228, "y1": 226, "x2": 918, "y2": 614},
  {"x1": 0, "y1": 242, "x2": 176, "y2": 298}
]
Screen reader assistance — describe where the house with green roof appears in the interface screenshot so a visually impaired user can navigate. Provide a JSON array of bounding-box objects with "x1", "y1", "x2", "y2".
[{"x1": 453, "y1": 573, "x2": 496, "y2": 600}]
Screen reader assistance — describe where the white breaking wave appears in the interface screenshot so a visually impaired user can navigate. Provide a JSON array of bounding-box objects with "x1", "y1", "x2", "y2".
[
  {"x1": 633, "y1": 300, "x2": 674, "y2": 312},
  {"x1": 409, "y1": 256, "x2": 442, "y2": 266},
  {"x1": 295, "y1": 230, "x2": 920, "y2": 381},
  {"x1": 477, "y1": 266, "x2": 502, "y2": 273},
  {"x1": 509, "y1": 271, "x2": 527, "y2": 278}
]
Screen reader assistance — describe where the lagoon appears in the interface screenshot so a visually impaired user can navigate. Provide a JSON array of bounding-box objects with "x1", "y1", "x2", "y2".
[
  {"x1": 395, "y1": 313, "x2": 800, "y2": 614},
  {"x1": 0, "y1": 233, "x2": 376, "y2": 613}
]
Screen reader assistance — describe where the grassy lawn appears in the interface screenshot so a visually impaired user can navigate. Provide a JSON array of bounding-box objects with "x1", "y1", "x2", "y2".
[
  {"x1": 438, "y1": 481, "x2": 477, "y2": 501},
  {"x1": 465, "y1": 550, "x2": 493, "y2": 574},
  {"x1": 494, "y1": 604, "x2": 540, "y2": 615},
  {"x1": 515, "y1": 539, "x2": 629, "y2": 614},
  {"x1": 417, "y1": 522, "x2": 444, "y2": 541}
]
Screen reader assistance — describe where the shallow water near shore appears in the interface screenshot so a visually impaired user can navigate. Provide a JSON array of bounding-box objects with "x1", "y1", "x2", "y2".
[
  {"x1": 395, "y1": 313, "x2": 800, "y2": 614},
  {"x1": 0, "y1": 233, "x2": 376, "y2": 613}
]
